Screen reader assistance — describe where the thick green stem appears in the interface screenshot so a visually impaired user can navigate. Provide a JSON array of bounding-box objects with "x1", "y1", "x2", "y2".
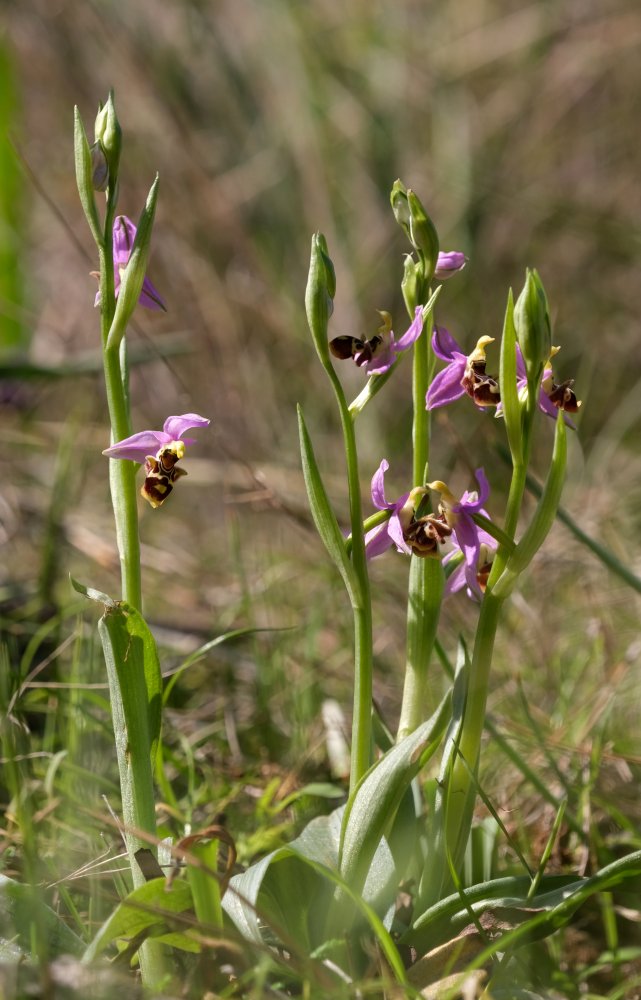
[
  {"x1": 441, "y1": 385, "x2": 539, "y2": 878},
  {"x1": 98, "y1": 188, "x2": 164, "y2": 985},
  {"x1": 326, "y1": 364, "x2": 373, "y2": 792},
  {"x1": 397, "y1": 558, "x2": 443, "y2": 739},
  {"x1": 397, "y1": 303, "x2": 443, "y2": 739},
  {"x1": 103, "y1": 344, "x2": 142, "y2": 608},
  {"x1": 443, "y1": 590, "x2": 503, "y2": 864}
]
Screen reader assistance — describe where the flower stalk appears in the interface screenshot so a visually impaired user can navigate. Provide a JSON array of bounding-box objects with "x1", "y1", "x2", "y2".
[
  {"x1": 75, "y1": 95, "x2": 169, "y2": 988},
  {"x1": 397, "y1": 300, "x2": 444, "y2": 739},
  {"x1": 305, "y1": 234, "x2": 374, "y2": 791}
]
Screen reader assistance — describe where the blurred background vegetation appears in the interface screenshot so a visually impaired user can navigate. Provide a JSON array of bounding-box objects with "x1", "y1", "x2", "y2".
[{"x1": 2, "y1": 0, "x2": 641, "y2": 990}]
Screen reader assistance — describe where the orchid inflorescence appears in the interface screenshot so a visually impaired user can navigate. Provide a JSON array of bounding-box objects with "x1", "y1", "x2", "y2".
[{"x1": 326, "y1": 221, "x2": 581, "y2": 603}]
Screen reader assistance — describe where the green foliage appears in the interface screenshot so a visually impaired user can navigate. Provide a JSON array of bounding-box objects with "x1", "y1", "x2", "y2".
[
  {"x1": 297, "y1": 405, "x2": 359, "y2": 605},
  {"x1": 0, "y1": 876, "x2": 85, "y2": 958},
  {"x1": 339, "y1": 692, "x2": 451, "y2": 896},
  {"x1": 83, "y1": 877, "x2": 195, "y2": 961}
]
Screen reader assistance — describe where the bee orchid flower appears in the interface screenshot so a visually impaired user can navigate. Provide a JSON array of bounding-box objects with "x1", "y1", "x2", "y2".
[
  {"x1": 426, "y1": 328, "x2": 500, "y2": 411},
  {"x1": 103, "y1": 413, "x2": 209, "y2": 507},
  {"x1": 428, "y1": 469, "x2": 494, "y2": 599},
  {"x1": 330, "y1": 305, "x2": 424, "y2": 376},
  {"x1": 364, "y1": 460, "x2": 453, "y2": 559},
  {"x1": 495, "y1": 345, "x2": 580, "y2": 427}
]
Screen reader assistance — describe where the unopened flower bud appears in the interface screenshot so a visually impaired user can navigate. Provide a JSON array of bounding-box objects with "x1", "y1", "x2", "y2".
[
  {"x1": 390, "y1": 179, "x2": 412, "y2": 241},
  {"x1": 434, "y1": 251, "x2": 467, "y2": 280},
  {"x1": 401, "y1": 254, "x2": 421, "y2": 315},
  {"x1": 90, "y1": 141, "x2": 109, "y2": 191},
  {"x1": 94, "y1": 90, "x2": 122, "y2": 183},
  {"x1": 406, "y1": 190, "x2": 439, "y2": 275},
  {"x1": 305, "y1": 233, "x2": 335, "y2": 367},
  {"x1": 514, "y1": 268, "x2": 552, "y2": 383}
]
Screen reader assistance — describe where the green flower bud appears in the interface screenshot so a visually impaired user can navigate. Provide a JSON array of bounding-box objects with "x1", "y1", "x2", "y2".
[
  {"x1": 94, "y1": 90, "x2": 122, "y2": 184},
  {"x1": 401, "y1": 254, "x2": 421, "y2": 315},
  {"x1": 407, "y1": 190, "x2": 439, "y2": 280},
  {"x1": 90, "y1": 140, "x2": 109, "y2": 192},
  {"x1": 514, "y1": 268, "x2": 552, "y2": 383},
  {"x1": 305, "y1": 233, "x2": 335, "y2": 367},
  {"x1": 390, "y1": 179, "x2": 412, "y2": 243}
]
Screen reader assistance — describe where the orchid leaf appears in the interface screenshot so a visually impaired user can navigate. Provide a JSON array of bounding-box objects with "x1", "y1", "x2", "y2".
[
  {"x1": 339, "y1": 691, "x2": 451, "y2": 897},
  {"x1": 493, "y1": 410, "x2": 567, "y2": 598},
  {"x1": 73, "y1": 106, "x2": 103, "y2": 249},
  {"x1": 186, "y1": 839, "x2": 223, "y2": 930},
  {"x1": 95, "y1": 598, "x2": 163, "y2": 768},
  {"x1": 223, "y1": 809, "x2": 396, "y2": 950},
  {"x1": 298, "y1": 406, "x2": 360, "y2": 606},
  {"x1": 498, "y1": 288, "x2": 522, "y2": 464},
  {"x1": 73, "y1": 580, "x2": 162, "y2": 847},
  {"x1": 222, "y1": 824, "x2": 407, "y2": 985},
  {"x1": 417, "y1": 643, "x2": 468, "y2": 910},
  {"x1": 83, "y1": 877, "x2": 194, "y2": 962},
  {"x1": 407, "y1": 849, "x2": 641, "y2": 956},
  {"x1": 107, "y1": 175, "x2": 159, "y2": 351}
]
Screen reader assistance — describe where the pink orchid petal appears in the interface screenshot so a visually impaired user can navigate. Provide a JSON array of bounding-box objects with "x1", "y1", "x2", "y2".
[
  {"x1": 426, "y1": 361, "x2": 467, "y2": 410},
  {"x1": 102, "y1": 429, "x2": 166, "y2": 463},
  {"x1": 138, "y1": 276, "x2": 167, "y2": 311},
  {"x1": 370, "y1": 460, "x2": 391, "y2": 511},
  {"x1": 365, "y1": 523, "x2": 394, "y2": 560},
  {"x1": 363, "y1": 339, "x2": 396, "y2": 375},
  {"x1": 113, "y1": 216, "x2": 136, "y2": 265},
  {"x1": 434, "y1": 251, "x2": 467, "y2": 280},
  {"x1": 394, "y1": 306, "x2": 424, "y2": 351},
  {"x1": 432, "y1": 326, "x2": 465, "y2": 362},
  {"x1": 388, "y1": 511, "x2": 412, "y2": 555},
  {"x1": 444, "y1": 559, "x2": 467, "y2": 596},
  {"x1": 162, "y1": 414, "x2": 210, "y2": 440}
]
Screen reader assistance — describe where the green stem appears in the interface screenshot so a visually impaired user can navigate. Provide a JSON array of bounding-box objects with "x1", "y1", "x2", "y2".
[
  {"x1": 103, "y1": 342, "x2": 142, "y2": 608},
  {"x1": 411, "y1": 303, "x2": 431, "y2": 488},
  {"x1": 398, "y1": 558, "x2": 444, "y2": 739},
  {"x1": 397, "y1": 302, "x2": 443, "y2": 739},
  {"x1": 326, "y1": 363, "x2": 373, "y2": 791},
  {"x1": 443, "y1": 589, "x2": 503, "y2": 863},
  {"x1": 442, "y1": 384, "x2": 539, "y2": 876},
  {"x1": 98, "y1": 189, "x2": 164, "y2": 984}
]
